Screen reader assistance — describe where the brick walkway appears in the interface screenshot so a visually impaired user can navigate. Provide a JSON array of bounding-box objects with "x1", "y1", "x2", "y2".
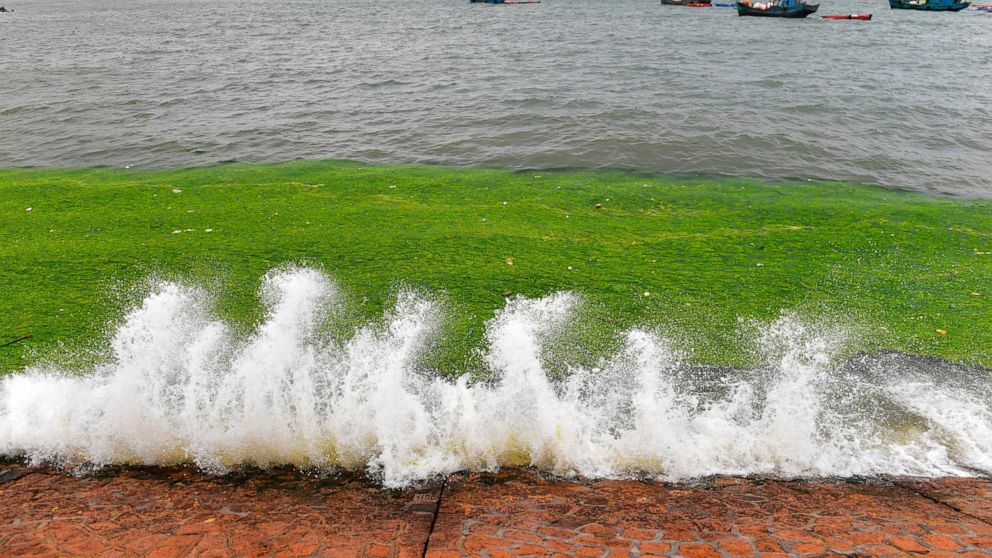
[
  {"x1": 2, "y1": 463, "x2": 992, "y2": 557},
  {"x1": 0, "y1": 464, "x2": 440, "y2": 558}
]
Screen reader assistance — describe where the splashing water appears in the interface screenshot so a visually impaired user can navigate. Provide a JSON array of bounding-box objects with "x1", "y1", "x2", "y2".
[{"x1": 1, "y1": 268, "x2": 990, "y2": 487}]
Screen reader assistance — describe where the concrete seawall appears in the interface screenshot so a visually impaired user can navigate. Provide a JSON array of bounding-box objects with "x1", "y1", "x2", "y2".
[{"x1": 2, "y1": 464, "x2": 991, "y2": 557}]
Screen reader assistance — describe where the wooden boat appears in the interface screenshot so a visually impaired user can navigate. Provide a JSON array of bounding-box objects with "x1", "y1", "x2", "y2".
[
  {"x1": 888, "y1": 0, "x2": 969, "y2": 10},
  {"x1": 821, "y1": 13, "x2": 872, "y2": 18},
  {"x1": 737, "y1": 0, "x2": 819, "y2": 17},
  {"x1": 661, "y1": 0, "x2": 712, "y2": 5}
]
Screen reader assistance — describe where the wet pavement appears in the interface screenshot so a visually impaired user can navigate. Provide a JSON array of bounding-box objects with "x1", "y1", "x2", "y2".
[{"x1": 2, "y1": 464, "x2": 992, "y2": 557}]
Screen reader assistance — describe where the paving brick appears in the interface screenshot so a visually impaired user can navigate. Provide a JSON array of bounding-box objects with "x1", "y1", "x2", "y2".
[
  {"x1": 921, "y1": 533, "x2": 964, "y2": 551},
  {"x1": 465, "y1": 534, "x2": 511, "y2": 551},
  {"x1": 717, "y1": 538, "x2": 755, "y2": 557},
  {"x1": 579, "y1": 523, "x2": 616, "y2": 536},
  {"x1": 926, "y1": 522, "x2": 968, "y2": 535},
  {"x1": 755, "y1": 539, "x2": 786, "y2": 553},
  {"x1": 621, "y1": 527, "x2": 657, "y2": 540},
  {"x1": 858, "y1": 544, "x2": 911, "y2": 557},
  {"x1": 848, "y1": 531, "x2": 886, "y2": 545},
  {"x1": 962, "y1": 535, "x2": 992, "y2": 549},
  {"x1": 679, "y1": 543, "x2": 722, "y2": 558},
  {"x1": 60, "y1": 538, "x2": 110, "y2": 555},
  {"x1": 275, "y1": 542, "x2": 320, "y2": 558},
  {"x1": 571, "y1": 546, "x2": 604, "y2": 558},
  {"x1": 366, "y1": 543, "x2": 393, "y2": 557},
  {"x1": 889, "y1": 535, "x2": 929, "y2": 553}
]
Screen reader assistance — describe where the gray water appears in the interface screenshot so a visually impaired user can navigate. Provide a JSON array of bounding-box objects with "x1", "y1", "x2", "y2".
[{"x1": 1, "y1": 0, "x2": 990, "y2": 195}]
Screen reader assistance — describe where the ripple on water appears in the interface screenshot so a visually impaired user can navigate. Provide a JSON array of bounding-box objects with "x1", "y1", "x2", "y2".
[{"x1": 1, "y1": 0, "x2": 990, "y2": 196}]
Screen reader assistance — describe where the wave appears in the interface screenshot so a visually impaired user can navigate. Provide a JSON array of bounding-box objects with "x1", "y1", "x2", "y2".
[{"x1": 1, "y1": 268, "x2": 990, "y2": 487}]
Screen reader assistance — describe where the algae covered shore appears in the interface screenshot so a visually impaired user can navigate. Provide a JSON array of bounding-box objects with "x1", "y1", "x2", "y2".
[{"x1": 1, "y1": 160, "x2": 990, "y2": 373}]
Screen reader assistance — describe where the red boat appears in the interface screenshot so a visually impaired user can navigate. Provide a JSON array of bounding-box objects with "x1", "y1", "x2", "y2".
[{"x1": 821, "y1": 13, "x2": 873, "y2": 18}]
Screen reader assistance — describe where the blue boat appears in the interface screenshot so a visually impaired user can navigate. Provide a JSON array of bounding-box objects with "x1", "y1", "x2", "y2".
[
  {"x1": 889, "y1": 0, "x2": 969, "y2": 10},
  {"x1": 737, "y1": 0, "x2": 819, "y2": 17}
]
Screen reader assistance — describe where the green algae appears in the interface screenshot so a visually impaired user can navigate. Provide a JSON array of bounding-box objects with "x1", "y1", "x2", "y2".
[{"x1": 1, "y1": 160, "x2": 990, "y2": 374}]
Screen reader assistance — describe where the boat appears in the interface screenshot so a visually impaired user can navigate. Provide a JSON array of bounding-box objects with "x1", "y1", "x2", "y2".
[
  {"x1": 888, "y1": 0, "x2": 969, "y2": 10},
  {"x1": 821, "y1": 13, "x2": 873, "y2": 18},
  {"x1": 661, "y1": 0, "x2": 712, "y2": 5},
  {"x1": 470, "y1": 0, "x2": 540, "y2": 3},
  {"x1": 737, "y1": 0, "x2": 819, "y2": 17}
]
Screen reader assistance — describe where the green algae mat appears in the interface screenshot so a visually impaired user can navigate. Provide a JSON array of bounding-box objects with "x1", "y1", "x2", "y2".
[{"x1": 1, "y1": 161, "x2": 990, "y2": 373}]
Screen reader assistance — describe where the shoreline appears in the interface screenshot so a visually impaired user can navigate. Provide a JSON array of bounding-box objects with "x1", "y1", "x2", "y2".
[
  {"x1": 2, "y1": 463, "x2": 991, "y2": 557},
  {"x1": 4, "y1": 158, "x2": 982, "y2": 201}
]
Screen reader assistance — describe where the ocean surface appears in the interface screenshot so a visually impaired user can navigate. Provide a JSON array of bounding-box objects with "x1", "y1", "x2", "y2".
[{"x1": 1, "y1": 0, "x2": 990, "y2": 196}]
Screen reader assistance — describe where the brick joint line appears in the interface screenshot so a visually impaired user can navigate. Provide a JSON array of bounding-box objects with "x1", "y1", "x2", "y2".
[{"x1": 420, "y1": 475, "x2": 447, "y2": 558}]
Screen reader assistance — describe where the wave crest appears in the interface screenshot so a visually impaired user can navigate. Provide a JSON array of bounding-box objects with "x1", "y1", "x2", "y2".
[{"x1": 1, "y1": 268, "x2": 989, "y2": 487}]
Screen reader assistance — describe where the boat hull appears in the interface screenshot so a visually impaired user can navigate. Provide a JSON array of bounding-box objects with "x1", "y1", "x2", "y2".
[
  {"x1": 888, "y1": 0, "x2": 969, "y2": 9},
  {"x1": 737, "y1": 2, "x2": 819, "y2": 16}
]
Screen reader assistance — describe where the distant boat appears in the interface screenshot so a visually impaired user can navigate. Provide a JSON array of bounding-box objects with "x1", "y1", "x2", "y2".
[
  {"x1": 888, "y1": 0, "x2": 969, "y2": 10},
  {"x1": 469, "y1": 0, "x2": 540, "y2": 3},
  {"x1": 737, "y1": 0, "x2": 819, "y2": 17},
  {"x1": 822, "y1": 12, "x2": 873, "y2": 18},
  {"x1": 661, "y1": 0, "x2": 712, "y2": 5}
]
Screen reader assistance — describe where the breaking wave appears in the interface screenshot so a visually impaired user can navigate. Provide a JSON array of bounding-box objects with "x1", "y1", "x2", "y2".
[{"x1": 1, "y1": 268, "x2": 990, "y2": 487}]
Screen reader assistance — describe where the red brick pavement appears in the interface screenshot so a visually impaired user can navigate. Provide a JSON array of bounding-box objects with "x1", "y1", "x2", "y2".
[
  {"x1": 0, "y1": 464, "x2": 440, "y2": 558},
  {"x1": 426, "y1": 471, "x2": 992, "y2": 557},
  {"x1": 2, "y1": 462, "x2": 992, "y2": 557}
]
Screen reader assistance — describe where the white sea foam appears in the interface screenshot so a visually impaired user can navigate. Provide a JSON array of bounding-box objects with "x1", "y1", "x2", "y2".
[{"x1": 1, "y1": 268, "x2": 990, "y2": 487}]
